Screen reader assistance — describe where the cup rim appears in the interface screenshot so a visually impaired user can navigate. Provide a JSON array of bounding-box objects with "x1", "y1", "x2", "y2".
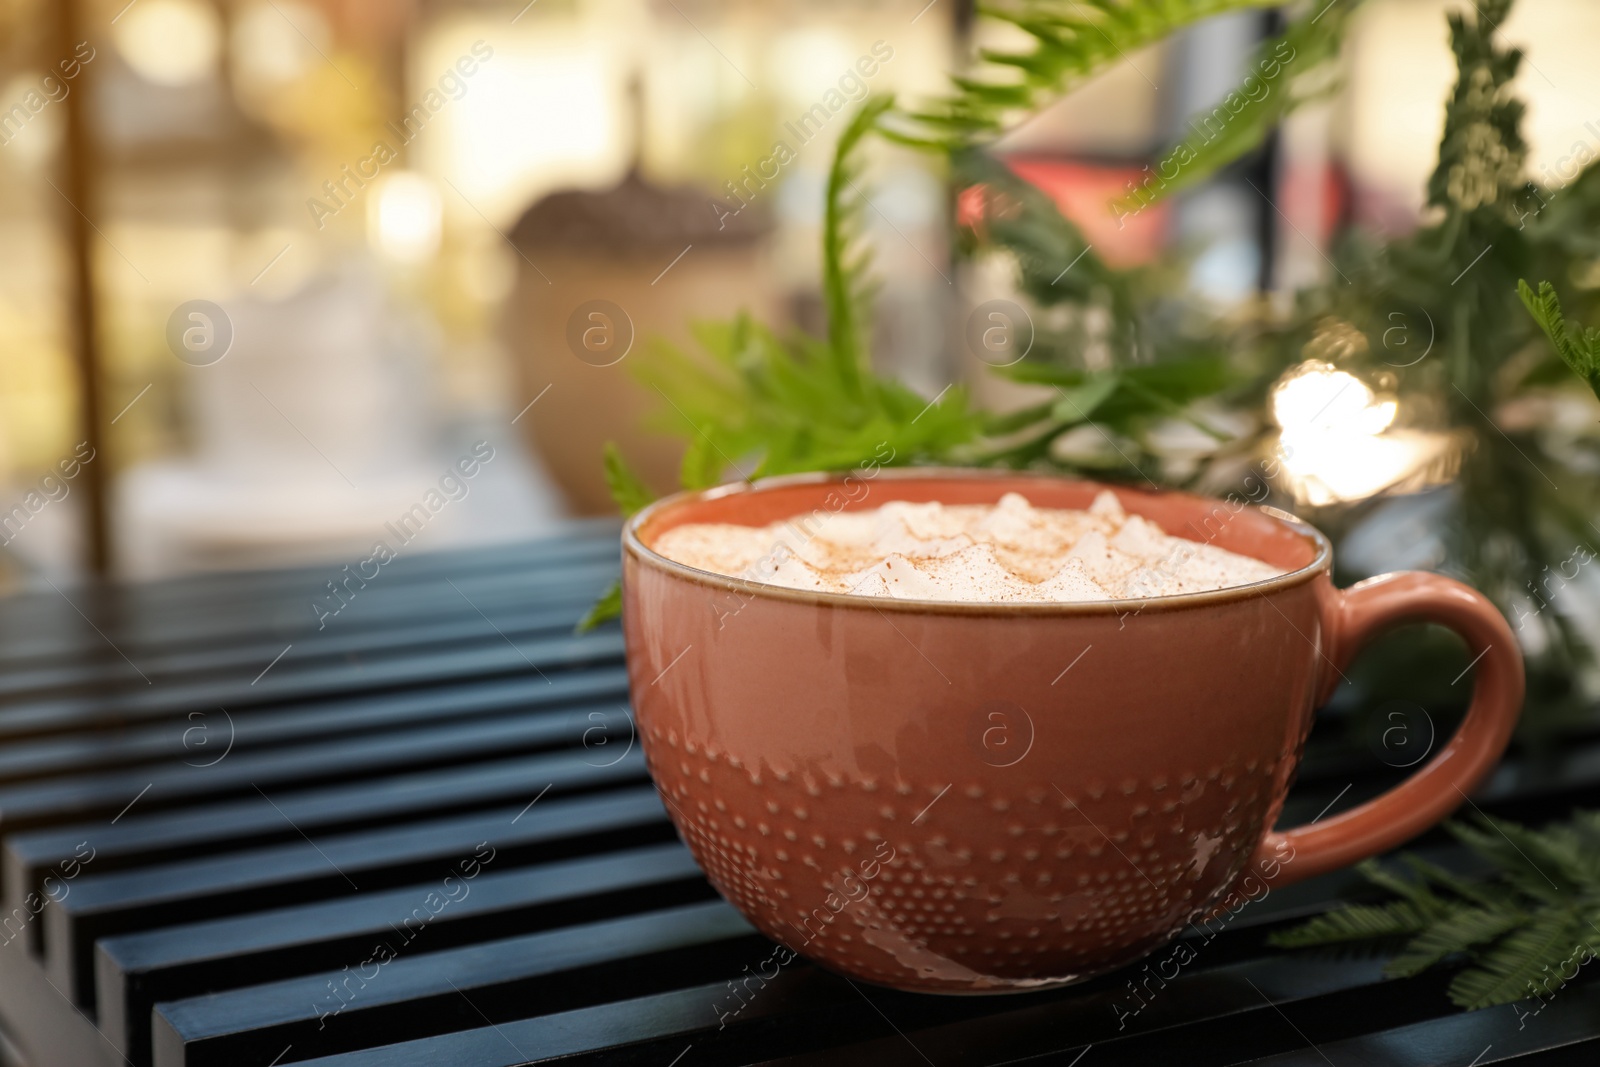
[{"x1": 622, "y1": 467, "x2": 1333, "y2": 616}]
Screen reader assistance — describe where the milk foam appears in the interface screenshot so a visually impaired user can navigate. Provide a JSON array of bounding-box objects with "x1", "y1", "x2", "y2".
[{"x1": 651, "y1": 491, "x2": 1285, "y2": 604}]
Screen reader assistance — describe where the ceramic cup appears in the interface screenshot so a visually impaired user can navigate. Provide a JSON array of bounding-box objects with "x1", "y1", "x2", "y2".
[{"x1": 621, "y1": 470, "x2": 1523, "y2": 993}]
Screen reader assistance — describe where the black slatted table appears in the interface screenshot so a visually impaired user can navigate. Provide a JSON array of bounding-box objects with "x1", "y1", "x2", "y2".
[{"x1": 0, "y1": 525, "x2": 1594, "y2": 1067}]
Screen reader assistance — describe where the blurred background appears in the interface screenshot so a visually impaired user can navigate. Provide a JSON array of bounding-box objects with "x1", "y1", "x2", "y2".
[{"x1": 0, "y1": 0, "x2": 1597, "y2": 586}]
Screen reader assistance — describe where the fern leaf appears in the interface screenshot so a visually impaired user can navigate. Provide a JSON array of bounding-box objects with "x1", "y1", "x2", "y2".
[
  {"x1": 823, "y1": 95, "x2": 896, "y2": 398},
  {"x1": 1566, "y1": 812, "x2": 1600, "y2": 883},
  {"x1": 1449, "y1": 815, "x2": 1580, "y2": 904},
  {"x1": 1051, "y1": 375, "x2": 1122, "y2": 424},
  {"x1": 1523, "y1": 817, "x2": 1600, "y2": 889},
  {"x1": 1268, "y1": 900, "x2": 1435, "y2": 948},
  {"x1": 575, "y1": 581, "x2": 622, "y2": 633},
  {"x1": 628, "y1": 296, "x2": 981, "y2": 486},
  {"x1": 1114, "y1": 0, "x2": 1360, "y2": 213},
  {"x1": 910, "y1": 0, "x2": 1284, "y2": 145},
  {"x1": 1272, "y1": 813, "x2": 1600, "y2": 1001},
  {"x1": 1517, "y1": 279, "x2": 1600, "y2": 400},
  {"x1": 1355, "y1": 857, "x2": 1447, "y2": 909},
  {"x1": 1446, "y1": 909, "x2": 1585, "y2": 1009},
  {"x1": 1385, "y1": 906, "x2": 1527, "y2": 978},
  {"x1": 679, "y1": 435, "x2": 729, "y2": 491},
  {"x1": 1398, "y1": 854, "x2": 1517, "y2": 910},
  {"x1": 602, "y1": 442, "x2": 656, "y2": 518},
  {"x1": 1001, "y1": 362, "x2": 1091, "y2": 388}
]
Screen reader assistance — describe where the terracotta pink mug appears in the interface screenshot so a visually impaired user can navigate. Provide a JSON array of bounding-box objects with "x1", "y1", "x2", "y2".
[{"x1": 621, "y1": 470, "x2": 1523, "y2": 993}]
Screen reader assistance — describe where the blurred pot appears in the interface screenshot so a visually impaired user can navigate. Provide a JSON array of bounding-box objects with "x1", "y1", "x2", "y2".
[{"x1": 505, "y1": 170, "x2": 773, "y2": 515}]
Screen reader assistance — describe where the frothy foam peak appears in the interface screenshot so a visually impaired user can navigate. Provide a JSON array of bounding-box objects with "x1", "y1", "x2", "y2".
[{"x1": 651, "y1": 490, "x2": 1285, "y2": 603}]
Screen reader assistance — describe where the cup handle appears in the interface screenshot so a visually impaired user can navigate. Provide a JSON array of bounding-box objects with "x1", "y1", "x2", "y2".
[{"x1": 1249, "y1": 571, "x2": 1524, "y2": 889}]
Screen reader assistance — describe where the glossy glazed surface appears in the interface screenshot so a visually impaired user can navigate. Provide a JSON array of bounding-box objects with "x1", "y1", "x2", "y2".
[{"x1": 621, "y1": 470, "x2": 1523, "y2": 993}]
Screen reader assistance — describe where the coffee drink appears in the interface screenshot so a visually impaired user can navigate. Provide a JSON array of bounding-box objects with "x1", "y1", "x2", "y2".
[{"x1": 652, "y1": 490, "x2": 1284, "y2": 603}]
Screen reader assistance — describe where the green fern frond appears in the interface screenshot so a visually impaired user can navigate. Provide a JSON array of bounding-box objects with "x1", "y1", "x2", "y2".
[
  {"x1": 1564, "y1": 811, "x2": 1600, "y2": 882},
  {"x1": 1447, "y1": 815, "x2": 1581, "y2": 904},
  {"x1": 630, "y1": 309, "x2": 982, "y2": 487},
  {"x1": 1355, "y1": 856, "x2": 1449, "y2": 908},
  {"x1": 1518, "y1": 279, "x2": 1600, "y2": 400},
  {"x1": 575, "y1": 581, "x2": 622, "y2": 633},
  {"x1": 908, "y1": 0, "x2": 1282, "y2": 144},
  {"x1": 1523, "y1": 813, "x2": 1600, "y2": 888},
  {"x1": 1446, "y1": 910, "x2": 1587, "y2": 1009},
  {"x1": 1051, "y1": 375, "x2": 1123, "y2": 425},
  {"x1": 1274, "y1": 812, "x2": 1600, "y2": 1009},
  {"x1": 580, "y1": 445, "x2": 658, "y2": 630},
  {"x1": 1385, "y1": 906, "x2": 1527, "y2": 978},
  {"x1": 1268, "y1": 899, "x2": 1436, "y2": 948},
  {"x1": 1397, "y1": 854, "x2": 1516, "y2": 910},
  {"x1": 823, "y1": 94, "x2": 896, "y2": 398},
  {"x1": 603, "y1": 442, "x2": 656, "y2": 518},
  {"x1": 1114, "y1": 0, "x2": 1361, "y2": 213}
]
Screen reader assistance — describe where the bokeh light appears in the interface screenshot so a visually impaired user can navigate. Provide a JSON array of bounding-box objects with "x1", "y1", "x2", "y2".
[
  {"x1": 113, "y1": 0, "x2": 222, "y2": 87},
  {"x1": 370, "y1": 172, "x2": 444, "y2": 264}
]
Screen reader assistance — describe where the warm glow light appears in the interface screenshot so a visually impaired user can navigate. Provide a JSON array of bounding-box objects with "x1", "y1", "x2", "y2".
[
  {"x1": 232, "y1": 1, "x2": 329, "y2": 89},
  {"x1": 1272, "y1": 362, "x2": 1396, "y2": 438},
  {"x1": 0, "y1": 74, "x2": 58, "y2": 165},
  {"x1": 1271, "y1": 360, "x2": 1445, "y2": 506},
  {"x1": 369, "y1": 173, "x2": 443, "y2": 263},
  {"x1": 772, "y1": 30, "x2": 853, "y2": 105},
  {"x1": 414, "y1": 24, "x2": 627, "y2": 224},
  {"x1": 114, "y1": 0, "x2": 221, "y2": 87}
]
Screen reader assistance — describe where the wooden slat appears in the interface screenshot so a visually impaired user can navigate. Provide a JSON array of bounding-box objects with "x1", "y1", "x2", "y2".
[
  {"x1": 3, "y1": 729, "x2": 635, "y2": 904},
  {"x1": 280, "y1": 975, "x2": 851, "y2": 1067},
  {"x1": 6, "y1": 746, "x2": 648, "y2": 954},
  {"x1": 738, "y1": 953, "x2": 1432, "y2": 1067},
  {"x1": 47, "y1": 788, "x2": 673, "y2": 1009},
  {"x1": 149, "y1": 901, "x2": 759, "y2": 1067},
  {"x1": 1237, "y1": 982, "x2": 1600, "y2": 1065},
  {"x1": 0, "y1": 692, "x2": 635, "y2": 842},
  {"x1": 0, "y1": 667, "x2": 627, "y2": 788},
  {"x1": 0, "y1": 552, "x2": 617, "y2": 673},
  {"x1": 0, "y1": 535, "x2": 618, "y2": 668},
  {"x1": 0, "y1": 629, "x2": 625, "y2": 744},
  {"x1": 0, "y1": 586, "x2": 613, "y2": 704},
  {"x1": 0, "y1": 529, "x2": 615, "y2": 647},
  {"x1": 96, "y1": 843, "x2": 709, "y2": 1065}
]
